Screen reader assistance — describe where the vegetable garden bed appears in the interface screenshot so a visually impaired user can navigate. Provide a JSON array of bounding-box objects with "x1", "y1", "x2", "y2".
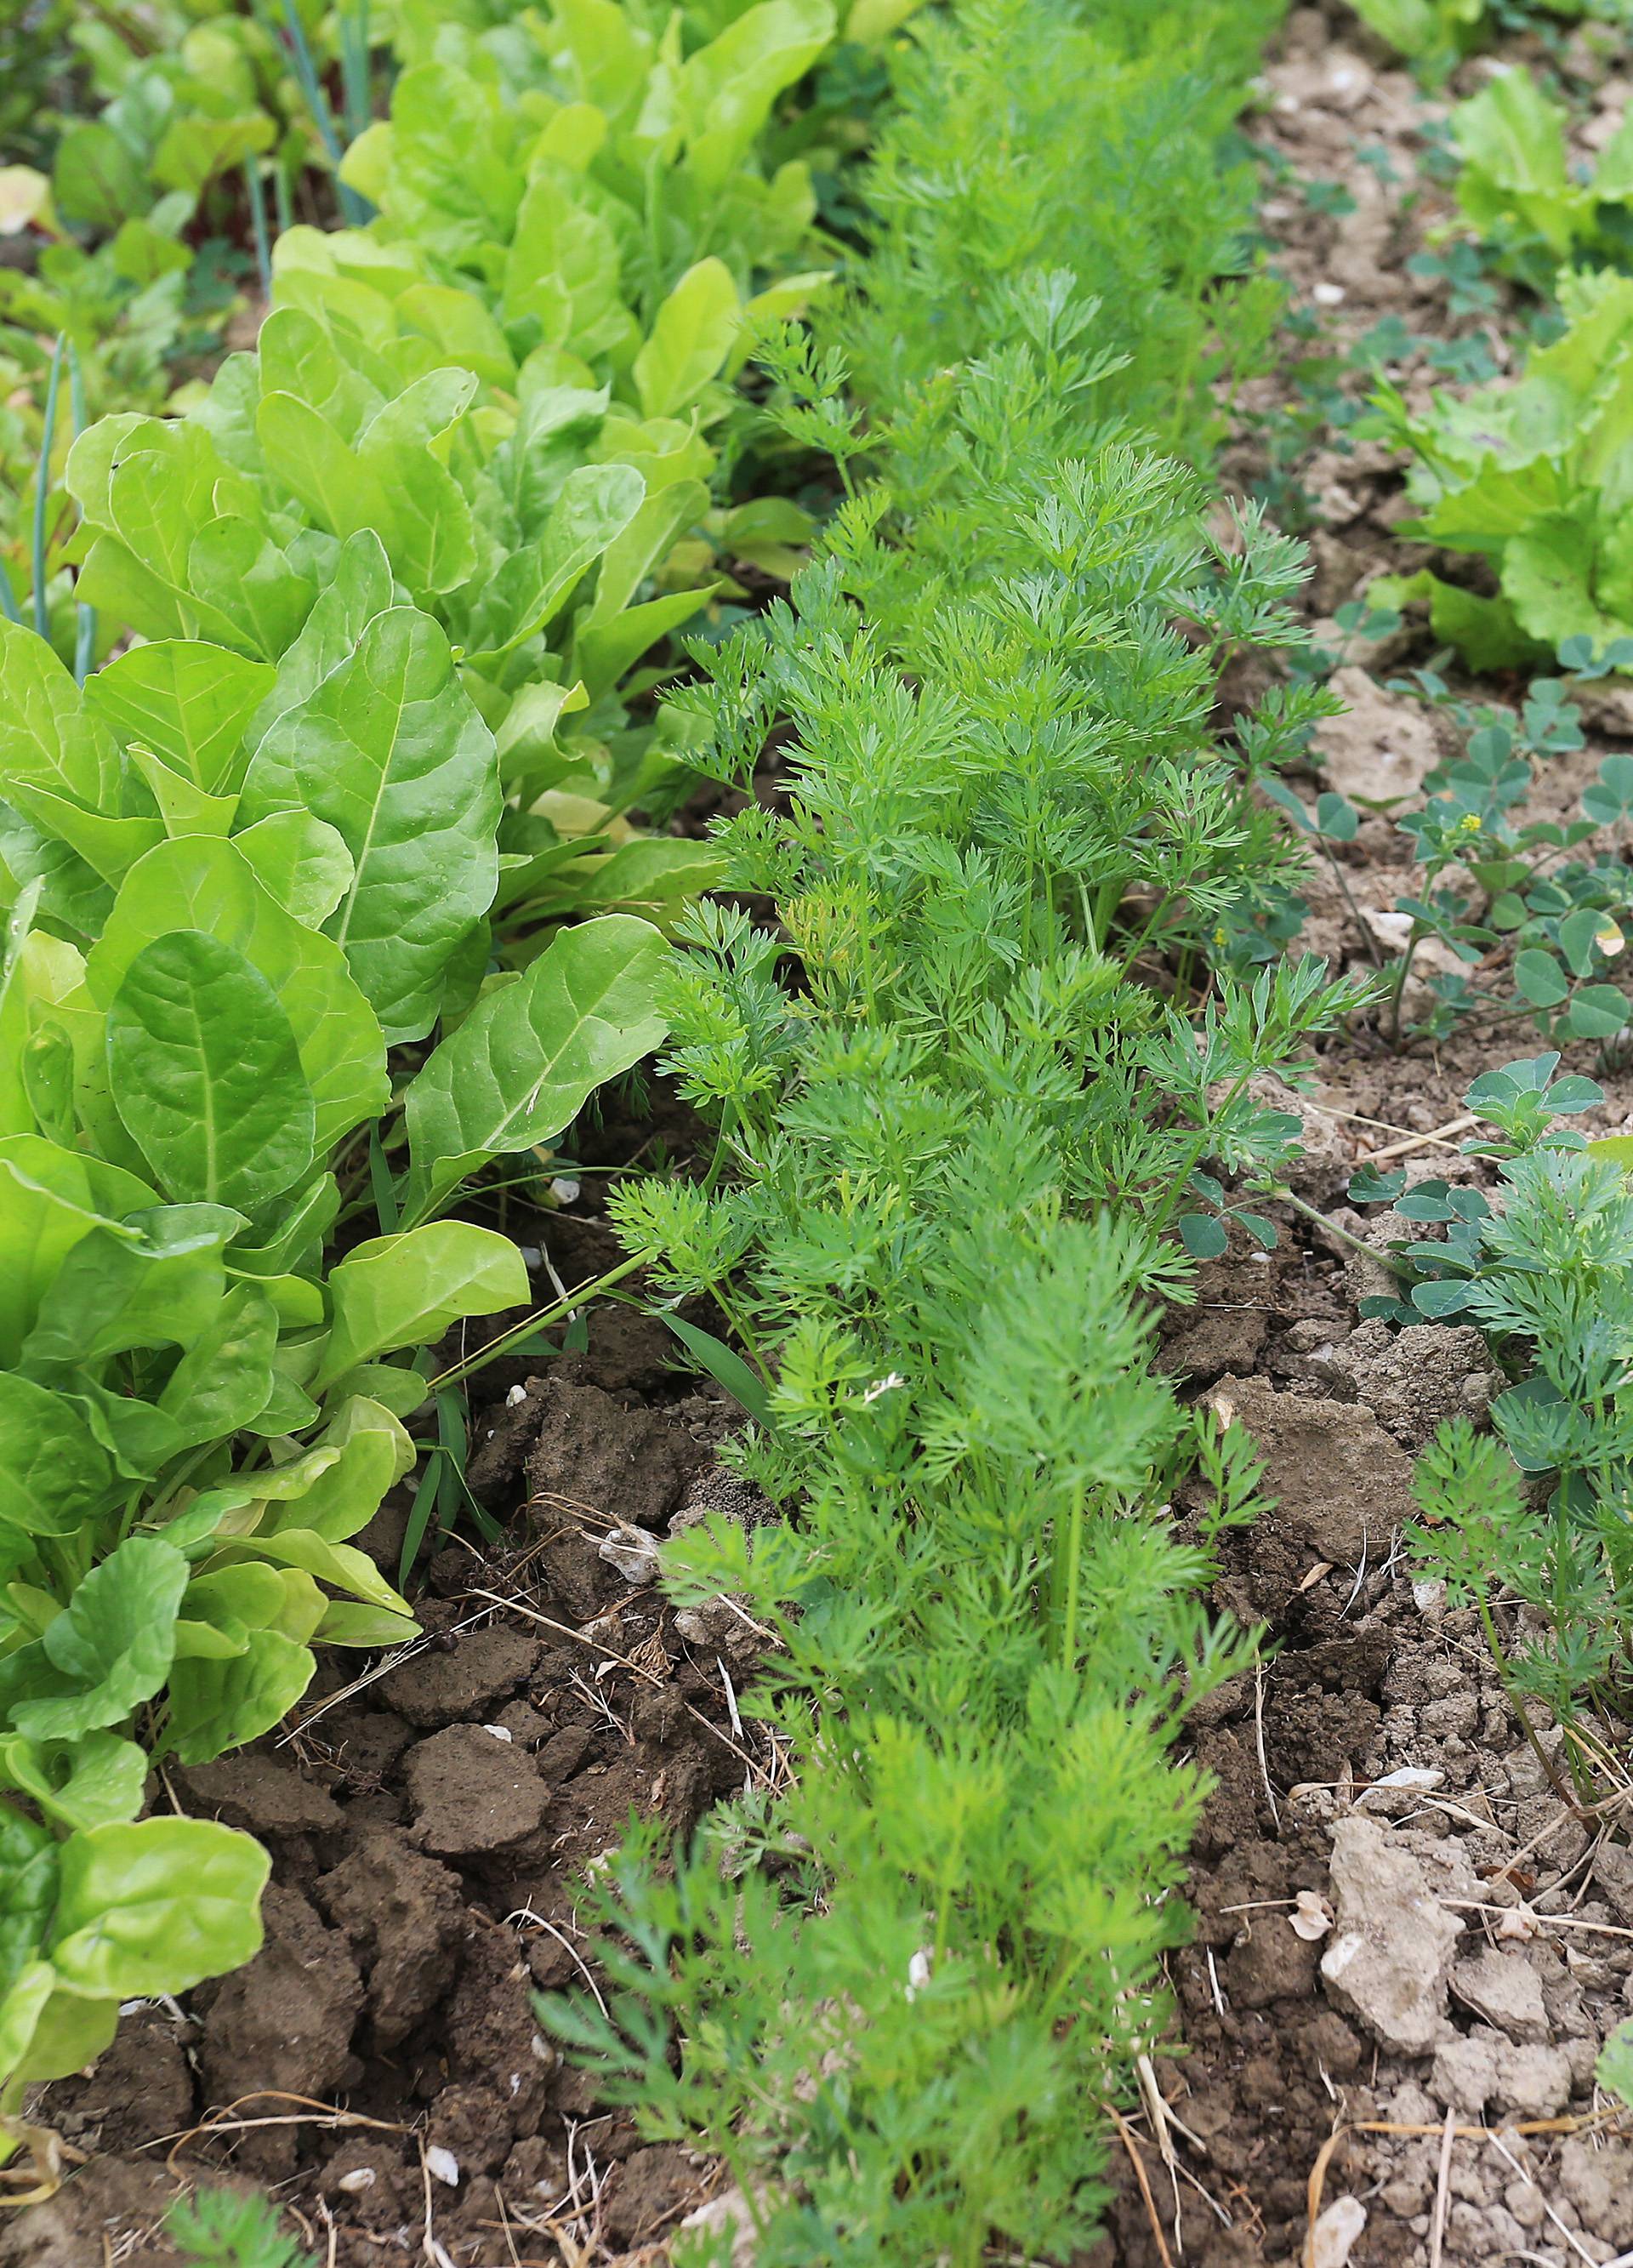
[{"x1": 7, "y1": 1, "x2": 1633, "y2": 2265}]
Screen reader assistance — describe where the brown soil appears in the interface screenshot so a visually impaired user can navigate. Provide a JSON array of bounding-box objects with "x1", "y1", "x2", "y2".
[
  {"x1": 14, "y1": 9, "x2": 1633, "y2": 2268},
  {"x1": 1095, "y1": 7, "x2": 1633, "y2": 2263},
  {"x1": 2, "y1": 1178, "x2": 772, "y2": 2268}
]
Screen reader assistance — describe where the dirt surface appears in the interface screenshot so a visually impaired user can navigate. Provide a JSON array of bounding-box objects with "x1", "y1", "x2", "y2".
[
  {"x1": 2, "y1": 1184, "x2": 779, "y2": 2268},
  {"x1": 1096, "y1": 7, "x2": 1633, "y2": 2264},
  {"x1": 12, "y1": 8, "x2": 1633, "y2": 2268}
]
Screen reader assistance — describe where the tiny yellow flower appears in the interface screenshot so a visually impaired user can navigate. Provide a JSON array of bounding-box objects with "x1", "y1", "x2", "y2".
[
  {"x1": 1458, "y1": 812, "x2": 1482, "y2": 834},
  {"x1": 1212, "y1": 925, "x2": 1228, "y2": 949}
]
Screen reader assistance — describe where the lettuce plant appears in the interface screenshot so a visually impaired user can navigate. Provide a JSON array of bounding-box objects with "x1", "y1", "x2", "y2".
[
  {"x1": 1371, "y1": 271, "x2": 1633, "y2": 674},
  {"x1": 1354, "y1": 0, "x2": 1629, "y2": 76},
  {"x1": 1450, "y1": 69, "x2": 1633, "y2": 285}
]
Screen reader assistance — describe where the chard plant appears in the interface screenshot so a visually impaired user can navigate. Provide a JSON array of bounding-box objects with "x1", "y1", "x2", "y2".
[{"x1": 0, "y1": 592, "x2": 670, "y2": 2150}]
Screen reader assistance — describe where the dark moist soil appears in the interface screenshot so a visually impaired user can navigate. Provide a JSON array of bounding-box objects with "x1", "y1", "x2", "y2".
[
  {"x1": 3, "y1": 1146, "x2": 781, "y2": 2268},
  {"x1": 16, "y1": 9, "x2": 1633, "y2": 2267},
  {"x1": 1099, "y1": 6, "x2": 1633, "y2": 2263}
]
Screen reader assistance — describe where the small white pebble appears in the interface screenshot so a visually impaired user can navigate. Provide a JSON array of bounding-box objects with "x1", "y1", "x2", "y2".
[
  {"x1": 550, "y1": 1177, "x2": 581, "y2": 1205},
  {"x1": 424, "y1": 2145, "x2": 460, "y2": 2188},
  {"x1": 482, "y1": 1723, "x2": 514, "y2": 1743},
  {"x1": 336, "y1": 2167, "x2": 376, "y2": 2196},
  {"x1": 519, "y1": 1245, "x2": 542, "y2": 1269},
  {"x1": 1312, "y1": 282, "x2": 1346, "y2": 307},
  {"x1": 505, "y1": 1382, "x2": 528, "y2": 1407}
]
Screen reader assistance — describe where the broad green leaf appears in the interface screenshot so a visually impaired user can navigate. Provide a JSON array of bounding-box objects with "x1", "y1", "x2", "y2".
[
  {"x1": 0, "y1": 1137, "x2": 156, "y2": 1365},
  {"x1": 634, "y1": 258, "x2": 741, "y2": 419},
  {"x1": 53, "y1": 122, "x2": 149, "y2": 231},
  {"x1": 0, "y1": 1815, "x2": 54, "y2": 2003},
  {"x1": 572, "y1": 583, "x2": 718, "y2": 702},
  {"x1": 588, "y1": 479, "x2": 710, "y2": 627},
  {"x1": 316, "y1": 1601, "x2": 419, "y2": 1645},
  {"x1": 521, "y1": 835, "x2": 724, "y2": 926},
  {"x1": 0, "y1": 1373, "x2": 115, "y2": 1539},
  {"x1": 88, "y1": 838, "x2": 387, "y2": 1154},
  {"x1": 1513, "y1": 948, "x2": 1569, "y2": 1009},
  {"x1": 15, "y1": 1537, "x2": 189, "y2": 1743},
  {"x1": 0, "y1": 911, "x2": 88, "y2": 1143},
  {"x1": 259, "y1": 305, "x2": 386, "y2": 445},
  {"x1": 397, "y1": 281, "x2": 515, "y2": 386},
  {"x1": 107, "y1": 932, "x2": 318, "y2": 1211},
  {"x1": 316, "y1": 1222, "x2": 528, "y2": 1388},
  {"x1": 124, "y1": 748, "x2": 238, "y2": 841},
  {"x1": 9, "y1": 1981, "x2": 119, "y2": 2084},
  {"x1": 240, "y1": 607, "x2": 501, "y2": 1043},
  {"x1": 247, "y1": 527, "x2": 395, "y2": 748},
  {"x1": 156, "y1": 1285, "x2": 280, "y2": 1446},
  {"x1": 237, "y1": 1527, "x2": 415, "y2": 1621},
  {"x1": 468, "y1": 465, "x2": 646, "y2": 660},
  {"x1": 403, "y1": 915, "x2": 669, "y2": 1221},
  {"x1": 258, "y1": 1395, "x2": 413, "y2": 1542},
  {"x1": 152, "y1": 111, "x2": 274, "y2": 196},
  {"x1": 1453, "y1": 71, "x2": 1581, "y2": 261},
  {"x1": 20, "y1": 1205, "x2": 240, "y2": 1382},
  {"x1": 72, "y1": 424, "x2": 246, "y2": 647},
  {"x1": 255, "y1": 390, "x2": 381, "y2": 544},
  {"x1": 84, "y1": 643, "x2": 275, "y2": 795},
  {"x1": 186, "y1": 520, "x2": 318, "y2": 662},
  {"x1": 679, "y1": 0, "x2": 834, "y2": 187},
  {"x1": 502, "y1": 179, "x2": 626, "y2": 353},
  {"x1": 167, "y1": 1629, "x2": 316, "y2": 1766},
  {"x1": 0, "y1": 1960, "x2": 57, "y2": 2086},
  {"x1": 0, "y1": 1733, "x2": 148, "y2": 1833},
  {"x1": 48, "y1": 1816, "x2": 269, "y2": 1997},
  {"x1": 0, "y1": 622, "x2": 122, "y2": 818},
  {"x1": 230, "y1": 812, "x2": 356, "y2": 926}
]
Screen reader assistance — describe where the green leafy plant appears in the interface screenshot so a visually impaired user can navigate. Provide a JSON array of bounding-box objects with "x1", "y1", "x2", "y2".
[
  {"x1": 1351, "y1": 1054, "x2": 1633, "y2": 1801},
  {"x1": 1352, "y1": 0, "x2": 1629, "y2": 77},
  {"x1": 166, "y1": 2186, "x2": 315, "y2": 2268},
  {"x1": 532, "y1": 3, "x2": 1369, "y2": 2258},
  {"x1": 0, "y1": 593, "x2": 671, "y2": 2145},
  {"x1": 1371, "y1": 271, "x2": 1633, "y2": 673},
  {"x1": 1449, "y1": 68, "x2": 1633, "y2": 286},
  {"x1": 1283, "y1": 664, "x2": 1633, "y2": 1046}
]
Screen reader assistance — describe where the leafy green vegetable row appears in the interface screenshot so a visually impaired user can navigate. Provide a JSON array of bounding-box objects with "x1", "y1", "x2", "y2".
[
  {"x1": 0, "y1": 0, "x2": 890, "y2": 2157},
  {"x1": 530, "y1": 5, "x2": 1380, "y2": 2262}
]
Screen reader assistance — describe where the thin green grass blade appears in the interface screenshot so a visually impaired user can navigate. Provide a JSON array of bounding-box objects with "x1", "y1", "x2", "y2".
[{"x1": 31, "y1": 334, "x2": 65, "y2": 643}]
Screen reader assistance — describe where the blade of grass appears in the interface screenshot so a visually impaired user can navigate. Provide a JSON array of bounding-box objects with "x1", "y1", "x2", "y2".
[
  {"x1": 272, "y1": 0, "x2": 372, "y2": 225},
  {"x1": 65, "y1": 340, "x2": 95, "y2": 685},
  {"x1": 339, "y1": 0, "x2": 372, "y2": 145},
  {"x1": 31, "y1": 334, "x2": 65, "y2": 644},
  {"x1": 244, "y1": 155, "x2": 272, "y2": 297},
  {"x1": 653, "y1": 1308, "x2": 775, "y2": 1429}
]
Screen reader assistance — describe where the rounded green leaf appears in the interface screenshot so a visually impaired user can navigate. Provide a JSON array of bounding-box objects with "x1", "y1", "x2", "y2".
[
  {"x1": 1513, "y1": 949, "x2": 1569, "y2": 1009},
  {"x1": 88, "y1": 836, "x2": 388, "y2": 1156},
  {"x1": 47, "y1": 1817, "x2": 270, "y2": 1998},
  {"x1": 107, "y1": 932, "x2": 317, "y2": 1211}
]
